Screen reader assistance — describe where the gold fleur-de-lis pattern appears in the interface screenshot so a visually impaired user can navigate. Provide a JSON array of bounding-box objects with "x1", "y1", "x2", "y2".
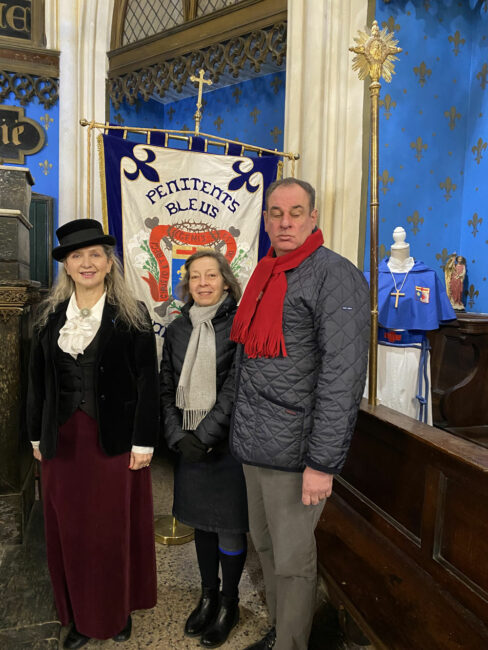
[
  {"x1": 380, "y1": 169, "x2": 394, "y2": 194},
  {"x1": 271, "y1": 76, "x2": 283, "y2": 95},
  {"x1": 407, "y1": 210, "x2": 424, "y2": 235},
  {"x1": 436, "y1": 248, "x2": 451, "y2": 271},
  {"x1": 111, "y1": 70, "x2": 285, "y2": 164},
  {"x1": 410, "y1": 136, "x2": 428, "y2": 161},
  {"x1": 14, "y1": 103, "x2": 58, "y2": 207},
  {"x1": 250, "y1": 107, "x2": 261, "y2": 124},
  {"x1": 444, "y1": 106, "x2": 461, "y2": 130},
  {"x1": 40, "y1": 113, "x2": 54, "y2": 130},
  {"x1": 448, "y1": 30, "x2": 465, "y2": 56},
  {"x1": 413, "y1": 61, "x2": 431, "y2": 86},
  {"x1": 472, "y1": 137, "x2": 487, "y2": 164},
  {"x1": 372, "y1": 1, "x2": 488, "y2": 312},
  {"x1": 270, "y1": 126, "x2": 282, "y2": 144},
  {"x1": 466, "y1": 284, "x2": 479, "y2": 309},
  {"x1": 379, "y1": 94, "x2": 396, "y2": 120},
  {"x1": 39, "y1": 160, "x2": 53, "y2": 176},
  {"x1": 382, "y1": 16, "x2": 400, "y2": 33},
  {"x1": 468, "y1": 213, "x2": 482, "y2": 237},
  {"x1": 477, "y1": 63, "x2": 488, "y2": 90},
  {"x1": 439, "y1": 177, "x2": 456, "y2": 201}
]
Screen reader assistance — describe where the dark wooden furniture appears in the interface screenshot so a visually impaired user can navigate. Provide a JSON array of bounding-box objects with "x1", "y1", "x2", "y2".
[
  {"x1": 317, "y1": 402, "x2": 488, "y2": 649},
  {"x1": 429, "y1": 313, "x2": 488, "y2": 447}
]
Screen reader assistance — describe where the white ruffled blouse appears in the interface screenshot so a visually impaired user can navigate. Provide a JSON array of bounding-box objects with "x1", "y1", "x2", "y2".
[
  {"x1": 58, "y1": 292, "x2": 106, "y2": 358},
  {"x1": 31, "y1": 292, "x2": 153, "y2": 456}
]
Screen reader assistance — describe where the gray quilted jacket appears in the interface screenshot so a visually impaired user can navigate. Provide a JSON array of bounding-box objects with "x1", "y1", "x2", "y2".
[{"x1": 230, "y1": 246, "x2": 370, "y2": 474}]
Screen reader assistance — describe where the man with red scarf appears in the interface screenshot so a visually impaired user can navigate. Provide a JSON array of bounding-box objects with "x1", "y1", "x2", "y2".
[{"x1": 230, "y1": 178, "x2": 370, "y2": 650}]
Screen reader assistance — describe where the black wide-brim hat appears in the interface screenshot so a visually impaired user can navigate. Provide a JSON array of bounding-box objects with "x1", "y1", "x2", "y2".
[{"x1": 52, "y1": 219, "x2": 117, "y2": 261}]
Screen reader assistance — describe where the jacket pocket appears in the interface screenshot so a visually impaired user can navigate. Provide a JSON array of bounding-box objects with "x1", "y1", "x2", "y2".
[{"x1": 255, "y1": 392, "x2": 305, "y2": 466}]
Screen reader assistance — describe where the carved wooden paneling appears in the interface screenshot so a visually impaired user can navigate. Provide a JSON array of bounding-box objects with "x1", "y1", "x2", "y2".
[
  {"x1": 435, "y1": 472, "x2": 488, "y2": 600},
  {"x1": 338, "y1": 420, "x2": 425, "y2": 543},
  {"x1": 0, "y1": 70, "x2": 58, "y2": 108},
  {"x1": 108, "y1": 22, "x2": 286, "y2": 108},
  {"x1": 317, "y1": 403, "x2": 488, "y2": 648}
]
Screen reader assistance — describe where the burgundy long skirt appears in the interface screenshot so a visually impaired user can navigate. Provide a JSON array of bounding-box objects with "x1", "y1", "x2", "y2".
[{"x1": 41, "y1": 410, "x2": 157, "y2": 639}]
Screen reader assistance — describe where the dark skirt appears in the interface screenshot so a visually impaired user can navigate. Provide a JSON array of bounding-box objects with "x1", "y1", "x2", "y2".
[
  {"x1": 41, "y1": 410, "x2": 157, "y2": 639},
  {"x1": 173, "y1": 447, "x2": 248, "y2": 534}
]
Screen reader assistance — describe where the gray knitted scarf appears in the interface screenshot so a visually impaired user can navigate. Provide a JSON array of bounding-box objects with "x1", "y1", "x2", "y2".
[{"x1": 176, "y1": 295, "x2": 226, "y2": 430}]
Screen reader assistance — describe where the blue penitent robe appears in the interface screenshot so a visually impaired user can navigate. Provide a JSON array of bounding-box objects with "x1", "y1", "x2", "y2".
[
  {"x1": 365, "y1": 258, "x2": 456, "y2": 331},
  {"x1": 364, "y1": 258, "x2": 456, "y2": 423}
]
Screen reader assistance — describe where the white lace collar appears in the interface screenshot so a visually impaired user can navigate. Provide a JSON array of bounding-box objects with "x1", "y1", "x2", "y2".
[{"x1": 58, "y1": 292, "x2": 106, "y2": 358}]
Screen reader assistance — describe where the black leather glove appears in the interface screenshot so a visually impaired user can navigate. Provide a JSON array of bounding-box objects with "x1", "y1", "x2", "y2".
[{"x1": 177, "y1": 433, "x2": 208, "y2": 462}]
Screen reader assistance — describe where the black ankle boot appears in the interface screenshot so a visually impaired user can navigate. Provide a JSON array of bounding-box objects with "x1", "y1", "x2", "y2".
[
  {"x1": 184, "y1": 586, "x2": 220, "y2": 637},
  {"x1": 63, "y1": 624, "x2": 90, "y2": 649},
  {"x1": 112, "y1": 615, "x2": 132, "y2": 642},
  {"x1": 200, "y1": 594, "x2": 239, "y2": 648}
]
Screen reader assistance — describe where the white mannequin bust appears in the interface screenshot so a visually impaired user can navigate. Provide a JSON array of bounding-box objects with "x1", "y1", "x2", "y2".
[{"x1": 387, "y1": 227, "x2": 414, "y2": 272}]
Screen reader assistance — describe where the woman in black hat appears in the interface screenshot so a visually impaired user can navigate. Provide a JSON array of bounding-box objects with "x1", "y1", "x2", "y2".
[{"x1": 27, "y1": 219, "x2": 159, "y2": 648}]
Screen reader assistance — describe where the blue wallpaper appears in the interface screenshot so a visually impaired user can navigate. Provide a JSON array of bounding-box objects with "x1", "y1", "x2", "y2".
[
  {"x1": 366, "y1": 0, "x2": 488, "y2": 313},
  {"x1": 3, "y1": 94, "x2": 59, "y2": 214},
  {"x1": 109, "y1": 71, "x2": 285, "y2": 155}
]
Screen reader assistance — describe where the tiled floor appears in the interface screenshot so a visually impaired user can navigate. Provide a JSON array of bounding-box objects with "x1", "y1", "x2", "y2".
[
  {"x1": 0, "y1": 455, "x2": 369, "y2": 649},
  {"x1": 68, "y1": 455, "x2": 270, "y2": 649}
]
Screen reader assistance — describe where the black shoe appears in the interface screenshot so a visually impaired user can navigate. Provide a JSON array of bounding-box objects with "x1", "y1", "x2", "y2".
[
  {"x1": 63, "y1": 624, "x2": 90, "y2": 649},
  {"x1": 184, "y1": 587, "x2": 220, "y2": 637},
  {"x1": 112, "y1": 615, "x2": 132, "y2": 642},
  {"x1": 200, "y1": 595, "x2": 239, "y2": 648},
  {"x1": 243, "y1": 627, "x2": 276, "y2": 650}
]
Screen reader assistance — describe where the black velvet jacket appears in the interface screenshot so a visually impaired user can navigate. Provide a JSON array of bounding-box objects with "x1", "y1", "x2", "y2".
[{"x1": 27, "y1": 299, "x2": 160, "y2": 459}]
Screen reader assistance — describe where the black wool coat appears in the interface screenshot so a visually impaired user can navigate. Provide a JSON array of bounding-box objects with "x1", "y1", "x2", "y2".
[
  {"x1": 27, "y1": 299, "x2": 160, "y2": 459},
  {"x1": 160, "y1": 294, "x2": 237, "y2": 452}
]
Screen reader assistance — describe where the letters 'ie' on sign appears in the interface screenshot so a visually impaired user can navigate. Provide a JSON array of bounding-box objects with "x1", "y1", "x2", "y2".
[{"x1": 0, "y1": 104, "x2": 45, "y2": 164}]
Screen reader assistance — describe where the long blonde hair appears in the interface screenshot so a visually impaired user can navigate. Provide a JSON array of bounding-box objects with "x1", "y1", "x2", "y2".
[{"x1": 35, "y1": 245, "x2": 150, "y2": 331}]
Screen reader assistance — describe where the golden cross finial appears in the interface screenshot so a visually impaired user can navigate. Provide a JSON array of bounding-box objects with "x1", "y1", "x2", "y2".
[
  {"x1": 350, "y1": 20, "x2": 402, "y2": 83},
  {"x1": 190, "y1": 69, "x2": 212, "y2": 134}
]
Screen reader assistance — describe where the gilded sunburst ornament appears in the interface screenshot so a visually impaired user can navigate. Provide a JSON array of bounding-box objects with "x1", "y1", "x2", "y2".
[{"x1": 350, "y1": 20, "x2": 402, "y2": 83}]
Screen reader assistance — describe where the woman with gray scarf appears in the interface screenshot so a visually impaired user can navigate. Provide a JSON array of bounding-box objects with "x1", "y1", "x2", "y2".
[{"x1": 160, "y1": 249, "x2": 248, "y2": 648}]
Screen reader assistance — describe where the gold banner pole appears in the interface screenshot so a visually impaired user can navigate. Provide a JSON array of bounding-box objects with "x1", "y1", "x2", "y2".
[
  {"x1": 350, "y1": 20, "x2": 401, "y2": 406},
  {"x1": 86, "y1": 121, "x2": 94, "y2": 220},
  {"x1": 80, "y1": 119, "x2": 299, "y2": 164}
]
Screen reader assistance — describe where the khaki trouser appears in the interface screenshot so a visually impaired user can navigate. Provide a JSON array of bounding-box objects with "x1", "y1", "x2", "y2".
[{"x1": 243, "y1": 465, "x2": 325, "y2": 650}]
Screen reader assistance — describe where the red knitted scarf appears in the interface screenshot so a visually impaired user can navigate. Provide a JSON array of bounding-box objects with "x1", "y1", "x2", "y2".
[{"x1": 230, "y1": 229, "x2": 324, "y2": 358}]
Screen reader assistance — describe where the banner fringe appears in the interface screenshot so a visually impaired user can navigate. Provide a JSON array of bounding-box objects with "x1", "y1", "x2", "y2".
[{"x1": 97, "y1": 134, "x2": 109, "y2": 234}]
